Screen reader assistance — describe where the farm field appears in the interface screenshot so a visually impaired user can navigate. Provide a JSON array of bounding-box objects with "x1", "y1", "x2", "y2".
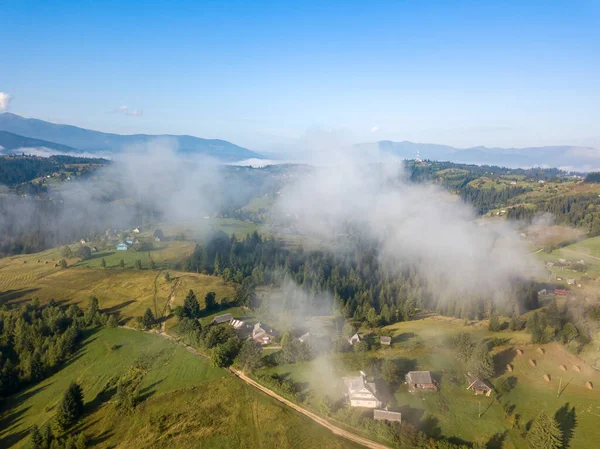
[
  {"x1": 0, "y1": 250, "x2": 235, "y2": 322},
  {"x1": 536, "y1": 235, "x2": 600, "y2": 281},
  {"x1": 73, "y1": 240, "x2": 197, "y2": 270},
  {"x1": 256, "y1": 316, "x2": 600, "y2": 449},
  {"x1": 161, "y1": 218, "x2": 260, "y2": 241},
  {"x1": 0, "y1": 327, "x2": 359, "y2": 449}
]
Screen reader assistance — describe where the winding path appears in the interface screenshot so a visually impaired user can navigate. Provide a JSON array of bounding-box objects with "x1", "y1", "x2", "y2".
[
  {"x1": 120, "y1": 325, "x2": 391, "y2": 449},
  {"x1": 228, "y1": 368, "x2": 391, "y2": 449}
]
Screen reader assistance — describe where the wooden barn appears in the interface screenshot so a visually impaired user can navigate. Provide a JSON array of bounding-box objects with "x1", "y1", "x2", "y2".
[
  {"x1": 406, "y1": 371, "x2": 437, "y2": 393},
  {"x1": 466, "y1": 374, "x2": 492, "y2": 396}
]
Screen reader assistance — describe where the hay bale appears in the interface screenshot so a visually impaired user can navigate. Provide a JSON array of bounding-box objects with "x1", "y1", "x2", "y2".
[
  {"x1": 560, "y1": 365, "x2": 567, "y2": 372},
  {"x1": 574, "y1": 365, "x2": 581, "y2": 372},
  {"x1": 543, "y1": 374, "x2": 551, "y2": 382},
  {"x1": 586, "y1": 381, "x2": 593, "y2": 390},
  {"x1": 537, "y1": 347, "x2": 545, "y2": 355},
  {"x1": 516, "y1": 349, "x2": 524, "y2": 356},
  {"x1": 529, "y1": 359, "x2": 536, "y2": 367},
  {"x1": 506, "y1": 364, "x2": 513, "y2": 372}
]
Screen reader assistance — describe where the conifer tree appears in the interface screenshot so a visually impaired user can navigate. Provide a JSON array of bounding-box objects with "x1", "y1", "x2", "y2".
[
  {"x1": 142, "y1": 308, "x2": 155, "y2": 329},
  {"x1": 54, "y1": 382, "x2": 84, "y2": 432},
  {"x1": 183, "y1": 290, "x2": 201, "y2": 318},
  {"x1": 526, "y1": 411, "x2": 562, "y2": 449}
]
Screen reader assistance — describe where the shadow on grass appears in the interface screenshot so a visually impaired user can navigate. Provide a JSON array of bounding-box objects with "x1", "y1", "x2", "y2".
[
  {"x1": 392, "y1": 332, "x2": 416, "y2": 344},
  {"x1": 0, "y1": 288, "x2": 40, "y2": 305},
  {"x1": 101, "y1": 299, "x2": 136, "y2": 314},
  {"x1": 555, "y1": 403, "x2": 577, "y2": 448},
  {"x1": 493, "y1": 347, "x2": 517, "y2": 377},
  {"x1": 138, "y1": 379, "x2": 165, "y2": 402}
]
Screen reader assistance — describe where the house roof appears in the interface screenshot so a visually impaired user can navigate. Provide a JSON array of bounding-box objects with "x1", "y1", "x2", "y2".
[
  {"x1": 299, "y1": 332, "x2": 311, "y2": 342},
  {"x1": 212, "y1": 313, "x2": 233, "y2": 324},
  {"x1": 466, "y1": 374, "x2": 491, "y2": 392},
  {"x1": 343, "y1": 373, "x2": 377, "y2": 397},
  {"x1": 374, "y1": 409, "x2": 402, "y2": 422},
  {"x1": 380, "y1": 336, "x2": 392, "y2": 344},
  {"x1": 407, "y1": 371, "x2": 433, "y2": 385}
]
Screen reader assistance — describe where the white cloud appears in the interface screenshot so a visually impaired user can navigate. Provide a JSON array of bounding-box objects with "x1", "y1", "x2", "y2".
[
  {"x1": 112, "y1": 104, "x2": 143, "y2": 117},
  {"x1": 0, "y1": 92, "x2": 12, "y2": 111},
  {"x1": 371, "y1": 126, "x2": 379, "y2": 133}
]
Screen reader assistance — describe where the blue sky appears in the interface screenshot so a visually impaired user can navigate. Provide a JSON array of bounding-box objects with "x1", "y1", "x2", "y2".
[{"x1": 1, "y1": 0, "x2": 599, "y2": 151}]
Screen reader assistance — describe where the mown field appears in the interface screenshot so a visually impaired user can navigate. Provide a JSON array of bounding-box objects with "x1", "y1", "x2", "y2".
[
  {"x1": 258, "y1": 316, "x2": 600, "y2": 449},
  {"x1": 0, "y1": 328, "x2": 359, "y2": 449},
  {"x1": 0, "y1": 249, "x2": 235, "y2": 322}
]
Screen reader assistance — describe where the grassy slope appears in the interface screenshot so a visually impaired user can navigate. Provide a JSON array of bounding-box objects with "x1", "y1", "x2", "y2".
[
  {"x1": 0, "y1": 328, "x2": 359, "y2": 449},
  {"x1": 0, "y1": 249, "x2": 235, "y2": 322},
  {"x1": 258, "y1": 316, "x2": 600, "y2": 449}
]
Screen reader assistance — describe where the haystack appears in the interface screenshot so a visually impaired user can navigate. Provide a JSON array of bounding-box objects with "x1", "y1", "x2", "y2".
[
  {"x1": 506, "y1": 364, "x2": 513, "y2": 372},
  {"x1": 559, "y1": 365, "x2": 567, "y2": 372},
  {"x1": 543, "y1": 374, "x2": 551, "y2": 382},
  {"x1": 586, "y1": 381, "x2": 593, "y2": 390},
  {"x1": 537, "y1": 347, "x2": 545, "y2": 355},
  {"x1": 529, "y1": 359, "x2": 536, "y2": 367},
  {"x1": 574, "y1": 365, "x2": 581, "y2": 372},
  {"x1": 516, "y1": 349, "x2": 524, "y2": 356}
]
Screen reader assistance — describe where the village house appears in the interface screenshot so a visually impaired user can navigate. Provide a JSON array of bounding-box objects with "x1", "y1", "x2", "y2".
[
  {"x1": 373, "y1": 409, "x2": 402, "y2": 423},
  {"x1": 211, "y1": 313, "x2": 233, "y2": 325},
  {"x1": 348, "y1": 333, "x2": 361, "y2": 345},
  {"x1": 252, "y1": 322, "x2": 275, "y2": 345},
  {"x1": 380, "y1": 336, "x2": 392, "y2": 346},
  {"x1": 343, "y1": 371, "x2": 382, "y2": 408},
  {"x1": 298, "y1": 332, "x2": 311, "y2": 343},
  {"x1": 405, "y1": 371, "x2": 437, "y2": 393},
  {"x1": 132, "y1": 227, "x2": 141, "y2": 234},
  {"x1": 116, "y1": 243, "x2": 128, "y2": 251},
  {"x1": 230, "y1": 319, "x2": 244, "y2": 329},
  {"x1": 465, "y1": 374, "x2": 492, "y2": 397}
]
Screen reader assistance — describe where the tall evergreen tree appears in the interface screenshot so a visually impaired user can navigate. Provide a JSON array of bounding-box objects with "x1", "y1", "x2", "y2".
[
  {"x1": 183, "y1": 290, "x2": 201, "y2": 318},
  {"x1": 142, "y1": 308, "x2": 155, "y2": 329},
  {"x1": 526, "y1": 411, "x2": 562, "y2": 449},
  {"x1": 54, "y1": 382, "x2": 84, "y2": 432}
]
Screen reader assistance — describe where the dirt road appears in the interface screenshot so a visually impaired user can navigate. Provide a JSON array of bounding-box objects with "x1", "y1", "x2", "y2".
[
  {"x1": 119, "y1": 325, "x2": 390, "y2": 448},
  {"x1": 229, "y1": 368, "x2": 392, "y2": 449}
]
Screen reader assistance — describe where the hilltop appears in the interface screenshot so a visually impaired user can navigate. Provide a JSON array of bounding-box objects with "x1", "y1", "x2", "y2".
[{"x1": 0, "y1": 113, "x2": 262, "y2": 162}]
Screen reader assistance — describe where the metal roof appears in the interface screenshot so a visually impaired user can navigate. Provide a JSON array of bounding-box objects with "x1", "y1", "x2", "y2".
[
  {"x1": 374, "y1": 409, "x2": 402, "y2": 422},
  {"x1": 406, "y1": 371, "x2": 433, "y2": 384}
]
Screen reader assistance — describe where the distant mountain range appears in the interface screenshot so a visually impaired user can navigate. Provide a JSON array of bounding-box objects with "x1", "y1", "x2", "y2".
[
  {"x1": 357, "y1": 141, "x2": 600, "y2": 172},
  {"x1": 2, "y1": 113, "x2": 598, "y2": 170},
  {"x1": 0, "y1": 131, "x2": 81, "y2": 154},
  {"x1": 0, "y1": 113, "x2": 261, "y2": 162}
]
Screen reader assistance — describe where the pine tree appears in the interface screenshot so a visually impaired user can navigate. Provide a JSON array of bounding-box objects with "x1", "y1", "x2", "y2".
[
  {"x1": 54, "y1": 382, "x2": 84, "y2": 432},
  {"x1": 28, "y1": 424, "x2": 43, "y2": 449},
  {"x1": 183, "y1": 290, "x2": 201, "y2": 318},
  {"x1": 526, "y1": 411, "x2": 562, "y2": 449},
  {"x1": 107, "y1": 314, "x2": 119, "y2": 328},
  {"x1": 119, "y1": 259, "x2": 125, "y2": 269},
  {"x1": 142, "y1": 308, "x2": 155, "y2": 329},
  {"x1": 467, "y1": 341, "x2": 495, "y2": 379},
  {"x1": 204, "y1": 292, "x2": 216, "y2": 310},
  {"x1": 488, "y1": 314, "x2": 501, "y2": 331},
  {"x1": 100, "y1": 258, "x2": 106, "y2": 269}
]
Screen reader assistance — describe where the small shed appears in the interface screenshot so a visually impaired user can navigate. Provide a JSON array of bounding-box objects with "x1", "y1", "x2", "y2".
[
  {"x1": 348, "y1": 333, "x2": 361, "y2": 345},
  {"x1": 211, "y1": 313, "x2": 233, "y2": 325},
  {"x1": 406, "y1": 371, "x2": 437, "y2": 393},
  {"x1": 374, "y1": 409, "x2": 402, "y2": 423},
  {"x1": 466, "y1": 374, "x2": 492, "y2": 397},
  {"x1": 380, "y1": 336, "x2": 392, "y2": 346},
  {"x1": 299, "y1": 332, "x2": 311, "y2": 343}
]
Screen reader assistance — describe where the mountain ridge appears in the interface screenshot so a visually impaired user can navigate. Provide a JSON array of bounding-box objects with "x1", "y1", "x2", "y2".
[{"x1": 0, "y1": 113, "x2": 261, "y2": 162}]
